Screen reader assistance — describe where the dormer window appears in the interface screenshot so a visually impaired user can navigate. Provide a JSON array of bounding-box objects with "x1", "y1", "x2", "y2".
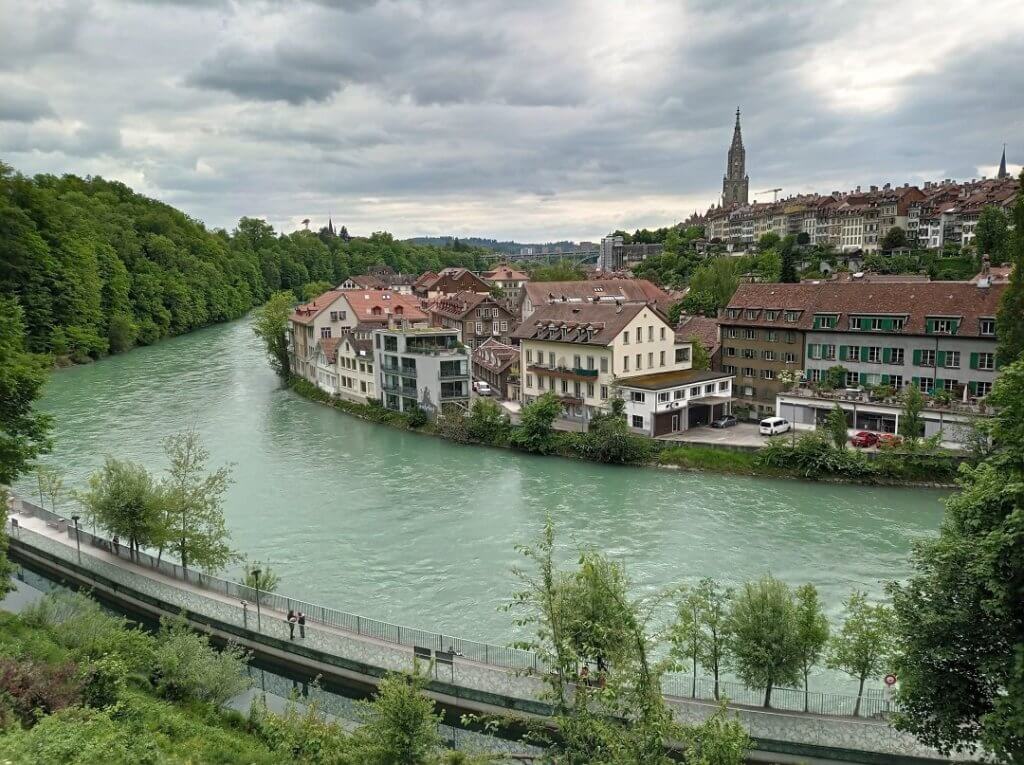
[
  {"x1": 785, "y1": 311, "x2": 800, "y2": 323},
  {"x1": 764, "y1": 310, "x2": 779, "y2": 321},
  {"x1": 745, "y1": 309, "x2": 759, "y2": 320}
]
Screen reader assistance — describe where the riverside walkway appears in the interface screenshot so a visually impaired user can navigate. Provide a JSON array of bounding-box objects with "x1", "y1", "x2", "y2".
[{"x1": 5, "y1": 495, "x2": 970, "y2": 764}]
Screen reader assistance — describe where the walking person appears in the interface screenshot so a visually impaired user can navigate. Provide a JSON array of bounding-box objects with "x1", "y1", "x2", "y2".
[
  {"x1": 297, "y1": 611, "x2": 306, "y2": 639},
  {"x1": 112, "y1": 535, "x2": 120, "y2": 556},
  {"x1": 287, "y1": 609, "x2": 297, "y2": 640}
]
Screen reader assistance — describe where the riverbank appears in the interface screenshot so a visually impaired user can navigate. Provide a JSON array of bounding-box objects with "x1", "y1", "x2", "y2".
[{"x1": 287, "y1": 377, "x2": 961, "y2": 488}]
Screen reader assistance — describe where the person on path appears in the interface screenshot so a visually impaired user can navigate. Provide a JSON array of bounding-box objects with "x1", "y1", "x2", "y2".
[
  {"x1": 112, "y1": 535, "x2": 119, "y2": 556},
  {"x1": 297, "y1": 612, "x2": 306, "y2": 639},
  {"x1": 287, "y1": 610, "x2": 297, "y2": 640}
]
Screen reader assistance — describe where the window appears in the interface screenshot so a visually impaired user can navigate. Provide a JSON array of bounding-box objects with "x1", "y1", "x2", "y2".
[
  {"x1": 500, "y1": 321, "x2": 508, "y2": 331},
  {"x1": 600, "y1": 385, "x2": 609, "y2": 399},
  {"x1": 549, "y1": 352, "x2": 555, "y2": 366},
  {"x1": 743, "y1": 367, "x2": 755, "y2": 378},
  {"x1": 725, "y1": 328, "x2": 739, "y2": 339},
  {"x1": 320, "y1": 327, "x2": 332, "y2": 338},
  {"x1": 762, "y1": 350, "x2": 776, "y2": 361},
  {"x1": 648, "y1": 326, "x2": 654, "y2": 342},
  {"x1": 329, "y1": 311, "x2": 338, "y2": 321},
  {"x1": 600, "y1": 357, "x2": 609, "y2": 373},
  {"x1": 892, "y1": 318, "x2": 905, "y2": 331},
  {"x1": 476, "y1": 322, "x2": 483, "y2": 334},
  {"x1": 891, "y1": 348, "x2": 904, "y2": 365},
  {"x1": 623, "y1": 333, "x2": 630, "y2": 345},
  {"x1": 659, "y1": 350, "x2": 666, "y2": 366},
  {"x1": 526, "y1": 374, "x2": 534, "y2": 388},
  {"x1": 944, "y1": 351, "x2": 960, "y2": 368},
  {"x1": 868, "y1": 347, "x2": 881, "y2": 363},
  {"x1": 492, "y1": 321, "x2": 499, "y2": 333},
  {"x1": 816, "y1": 315, "x2": 837, "y2": 329},
  {"x1": 722, "y1": 364, "x2": 737, "y2": 374},
  {"x1": 573, "y1": 354, "x2": 581, "y2": 369},
  {"x1": 674, "y1": 389, "x2": 685, "y2": 400},
  {"x1": 719, "y1": 381, "x2": 729, "y2": 391},
  {"x1": 745, "y1": 309, "x2": 759, "y2": 320},
  {"x1": 977, "y1": 352, "x2": 995, "y2": 370},
  {"x1": 761, "y1": 369, "x2": 776, "y2": 380},
  {"x1": 742, "y1": 385, "x2": 755, "y2": 396},
  {"x1": 690, "y1": 386, "x2": 701, "y2": 396},
  {"x1": 561, "y1": 379, "x2": 569, "y2": 394},
  {"x1": 743, "y1": 329, "x2": 757, "y2": 340},
  {"x1": 660, "y1": 327, "x2": 666, "y2": 340},
  {"x1": 630, "y1": 391, "x2": 645, "y2": 403},
  {"x1": 587, "y1": 382, "x2": 595, "y2": 397},
  {"x1": 538, "y1": 376, "x2": 545, "y2": 390},
  {"x1": 890, "y1": 374, "x2": 903, "y2": 389},
  {"x1": 976, "y1": 381, "x2": 993, "y2": 397},
  {"x1": 980, "y1": 318, "x2": 996, "y2": 336},
  {"x1": 705, "y1": 384, "x2": 715, "y2": 394},
  {"x1": 785, "y1": 331, "x2": 797, "y2": 344},
  {"x1": 631, "y1": 415, "x2": 644, "y2": 429},
  {"x1": 807, "y1": 369, "x2": 822, "y2": 382},
  {"x1": 918, "y1": 377, "x2": 934, "y2": 393},
  {"x1": 766, "y1": 331, "x2": 778, "y2": 342},
  {"x1": 846, "y1": 345, "x2": 861, "y2": 361},
  {"x1": 658, "y1": 392, "x2": 670, "y2": 403},
  {"x1": 675, "y1": 347, "x2": 690, "y2": 363},
  {"x1": 765, "y1": 310, "x2": 779, "y2": 321},
  {"x1": 727, "y1": 309, "x2": 740, "y2": 319},
  {"x1": 932, "y1": 319, "x2": 954, "y2": 334},
  {"x1": 636, "y1": 327, "x2": 642, "y2": 343},
  {"x1": 623, "y1": 356, "x2": 630, "y2": 372},
  {"x1": 920, "y1": 349, "x2": 935, "y2": 367},
  {"x1": 725, "y1": 347, "x2": 736, "y2": 357},
  {"x1": 586, "y1": 355, "x2": 595, "y2": 369},
  {"x1": 942, "y1": 378, "x2": 958, "y2": 392},
  {"x1": 785, "y1": 311, "x2": 800, "y2": 322},
  {"x1": 846, "y1": 371, "x2": 860, "y2": 387},
  {"x1": 526, "y1": 349, "x2": 533, "y2": 363},
  {"x1": 647, "y1": 352, "x2": 654, "y2": 368},
  {"x1": 784, "y1": 352, "x2": 796, "y2": 363}
]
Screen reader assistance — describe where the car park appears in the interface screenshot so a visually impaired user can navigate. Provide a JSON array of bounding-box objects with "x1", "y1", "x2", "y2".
[
  {"x1": 758, "y1": 417, "x2": 791, "y2": 436},
  {"x1": 710, "y1": 414, "x2": 738, "y2": 429}
]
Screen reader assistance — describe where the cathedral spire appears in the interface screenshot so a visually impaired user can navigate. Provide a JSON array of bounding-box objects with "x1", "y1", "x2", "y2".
[
  {"x1": 722, "y1": 108, "x2": 749, "y2": 206},
  {"x1": 998, "y1": 144, "x2": 1008, "y2": 179}
]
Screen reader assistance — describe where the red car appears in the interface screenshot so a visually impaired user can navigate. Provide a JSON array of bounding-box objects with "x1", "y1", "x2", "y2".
[
  {"x1": 877, "y1": 433, "x2": 904, "y2": 448},
  {"x1": 850, "y1": 431, "x2": 879, "y2": 448}
]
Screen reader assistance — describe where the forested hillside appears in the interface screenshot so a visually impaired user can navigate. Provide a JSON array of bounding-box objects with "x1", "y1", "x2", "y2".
[{"x1": 0, "y1": 163, "x2": 491, "y2": 362}]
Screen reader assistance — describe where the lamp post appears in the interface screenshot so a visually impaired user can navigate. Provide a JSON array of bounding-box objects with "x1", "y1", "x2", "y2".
[
  {"x1": 252, "y1": 569, "x2": 262, "y2": 632},
  {"x1": 240, "y1": 600, "x2": 249, "y2": 630},
  {"x1": 70, "y1": 514, "x2": 82, "y2": 565}
]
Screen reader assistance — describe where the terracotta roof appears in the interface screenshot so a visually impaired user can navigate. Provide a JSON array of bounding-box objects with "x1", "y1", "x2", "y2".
[
  {"x1": 524, "y1": 279, "x2": 669, "y2": 307},
  {"x1": 290, "y1": 290, "x2": 346, "y2": 325},
  {"x1": 675, "y1": 315, "x2": 720, "y2": 354},
  {"x1": 431, "y1": 291, "x2": 510, "y2": 320},
  {"x1": 317, "y1": 336, "x2": 341, "y2": 363},
  {"x1": 339, "y1": 290, "x2": 429, "y2": 323},
  {"x1": 484, "y1": 264, "x2": 529, "y2": 281},
  {"x1": 472, "y1": 338, "x2": 518, "y2": 373},
  {"x1": 345, "y1": 274, "x2": 386, "y2": 289},
  {"x1": 723, "y1": 281, "x2": 1006, "y2": 337},
  {"x1": 413, "y1": 271, "x2": 439, "y2": 290},
  {"x1": 511, "y1": 302, "x2": 656, "y2": 346}
]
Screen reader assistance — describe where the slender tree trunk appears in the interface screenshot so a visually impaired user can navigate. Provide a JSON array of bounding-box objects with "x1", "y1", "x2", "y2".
[
  {"x1": 713, "y1": 659, "x2": 720, "y2": 700},
  {"x1": 764, "y1": 679, "x2": 773, "y2": 708},
  {"x1": 854, "y1": 675, "x2": 865, "y2": 717},
  {"x1": 691, "y1": 652, "x2": 697, "y2": 698},
  {"x1": 804, "y1": 667, "x2": 810, "y2": 713}
]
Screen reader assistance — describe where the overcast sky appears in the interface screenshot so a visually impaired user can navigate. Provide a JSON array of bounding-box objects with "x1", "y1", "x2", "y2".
[{"x1": 2, "y1": 0, "x2": 1022, "y2": 242}]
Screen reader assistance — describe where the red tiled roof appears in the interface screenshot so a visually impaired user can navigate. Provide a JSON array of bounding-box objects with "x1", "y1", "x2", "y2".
[
  {"x1": 524, "y1": 278, "x2": 669, "y2": 307},
  {"x1": 317, "y1": 336, "x2": 341, "y2": 363},
  {"x1": 484, "y1": 264, "x2": 529, "y2": 281},
  {"x1": 340, "y1": 290, "x2": 428, "y2": 322},
  {"x1": 472, "y1": 338, "x2": 519, "y2": 373},
  {"x1": 723, "y1": 281, "x2": 1006, "y2": 337},
  {"x1": 290, "y1": 290, "x2": 346, "y2": 325},
  {"x1": 675, "y1": 315, "x2": 720, "y2": 354},
  {"x1": 512, "y1": 301, "x2": 659, "y2": 346}
]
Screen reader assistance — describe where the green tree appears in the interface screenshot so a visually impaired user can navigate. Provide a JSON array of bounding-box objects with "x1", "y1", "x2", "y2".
[
  {"x1": 779, "y1": 235, "x2": 799, "y2": 283},
  {"x1": 680, "y1": 704, "x2": 750, "y2": 765},
  {"x1": 881, "y1": 226, "x2": 909, "y2": 251},
  {"x1": 162, "y1": 429, "x2": 234, "y2": 577},
  {"x1": 825, "y1": 404, "x2": 849, "y2": 450},
  {"x1": 466, "y1": 397, "x2": 511, "y2": 444},
  {"x1": 152, "y1": 615, "x2": 250, "y2": 705},
  {"x1": 240, "y1": 559, "x2": 280, "y2": 593},
  {"x1": 78, "y1": 458, "x2": 168, "y2": 561},
  {"x1": 888, "y1": 358, "x2": 1024, "y2": 760},
  {"x1": 975, "y1": 206, "x2": 1009, "y2": 260},
  {"x1": 757, "y1": 232, "x2": 781, "y2": 252},
  {"x1": 827, "y1": 591, "x2": 895, "y2": 717},
  {"x1": 671, "y1": 585, "x2": 701, "y2": 698},
  {"x1": 582, "y1": 397, "x2": 655, "y2": 465},
  {"x1": 0, "y1": 297, "x2": 52, "y2": 486},
  {"x1": 672, "y1": 578, "x2": 733, "y2": 700},
  {"x1": 728, "y1": 574, "x2": 801, "y2": 707},
  {"x1": 793, "y1": 584, "x2": 830, "y2": 712},
  {"x1": 529, "y1": 261, "x2": 585, "y2": 282},
  {"x1": 688, "y1": 337, "x2": 711, "y2": 371},
  {"x1": 252, "y1": 291, "x2": 294, "y2": 379},
  {"x1": 680, "y1": 290, "x2": 719, "y2": 318},
  {"x1": 348, "y1": 672, "x2": 442, "y2": 765},
  {"x1": 996, "y1": 172, "x2": 1024, "y2": 366},
  {"x1": 510, "y1": 392, "x2": 561, "y2": 454},
  {"x1": 899, "y1": 384, "x2": 925, "y2": 442},
  {"x1": 687, "y1": 257, "x2": 742, "y2": 313},
  {"x1": 35, "y1": 463, "x2": 65, "y2": 513}
]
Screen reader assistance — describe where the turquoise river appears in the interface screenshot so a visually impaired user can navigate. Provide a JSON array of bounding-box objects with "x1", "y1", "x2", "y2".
[{"x1": 18, "y1": 317, "x2": 949, "y2": 693}]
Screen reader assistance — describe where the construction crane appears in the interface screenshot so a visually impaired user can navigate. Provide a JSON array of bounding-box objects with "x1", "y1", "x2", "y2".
[{"x1": 756, "y1": 188, "x2": 783, "y2": 202}]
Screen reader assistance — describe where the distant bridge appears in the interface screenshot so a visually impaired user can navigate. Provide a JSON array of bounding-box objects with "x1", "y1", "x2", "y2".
[{"x1": 481, "y1": 248, "x2": 600, "y2": 265}]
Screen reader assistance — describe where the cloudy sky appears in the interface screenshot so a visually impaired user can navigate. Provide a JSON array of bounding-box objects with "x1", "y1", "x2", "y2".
[{"x1": 2, "y1": 0, "x2": 1022, "y2": 242}]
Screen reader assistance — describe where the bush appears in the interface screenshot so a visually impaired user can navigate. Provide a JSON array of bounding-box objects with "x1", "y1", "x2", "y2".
[
  {"x1": 81, "y1": 656, "x2": 128, "y2": 709},
  {"x1": 578, "y1": 407, "x2": 656, "y2": 465},
  {"x1": 405, "y1": 405, "x2": 428, "y2": 429},
  {"x1": 510, "y1": 393, "x2": 561, "y2": 454},
  {"x1": 0, "y1": 657, "x2": 83, "y2": 726},
  {"x1": 658, "y1": 445, "x2": 763, "y2": 473},
  {"x1": 758, "y1": 432, "x2": 874, "y2": 479},
  {"x1": 466, "y1": 398, "x2": 511, "y2": 445},
  {"x1": 151, "y1": 616, "x2": 251, "y2": 705},
  {"x1": 247, "y1": 693, "x2": 351, "y2": 763}
]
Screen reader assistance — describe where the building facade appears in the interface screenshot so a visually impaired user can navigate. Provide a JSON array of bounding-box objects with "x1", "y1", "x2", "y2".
[
  {"x1": 483, "y1": 264, "x2": 529, "y2": 311},
  {"x1": 335, "y1": 328, "x2": 376, "y2": 403},
  {"x1": 618, "y1": 370, "x2": 734, "y2": 437},
  {"x1": 373, "y1": 326, "x2": 470, "y2": 416},
  {"x1": 471, "y1": 338, "x2": 520, "y2": 400},
  {"x1": 429, "y1": 291, "x2": 518, "y2": 349}
]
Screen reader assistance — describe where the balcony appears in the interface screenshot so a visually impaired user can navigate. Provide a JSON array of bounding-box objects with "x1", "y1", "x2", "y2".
[
  {"x1": 784, "y1": 385, "x2": 991, "y2": 415},
  {"x1": 381, "y1": 364, "x2": 417, "y2": 377},
  {"x1": 439, "y1": 371, "x2": 469, "y2": 381},
  {"x1": 527, "y1": 364, "x2": 599, "y2": 381},
  {"x1": 381, "y1": 381, "x2": 418, "y2": 397}
]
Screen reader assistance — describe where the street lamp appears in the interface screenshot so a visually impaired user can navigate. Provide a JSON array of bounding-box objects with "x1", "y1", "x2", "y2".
[
  {"x1": 240, "y1": 600, "x2": 249, "y2": 630},
  {"x1": 251, "y1": 569, "x2": 262, "y2": 632},
  {"x1": 70, "y1": 514, "x2": 81, "y2": 565}
]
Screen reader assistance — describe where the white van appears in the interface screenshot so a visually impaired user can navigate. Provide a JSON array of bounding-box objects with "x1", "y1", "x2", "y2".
[
  {"x1": 472, "y1": 380, "x2": 492, "y2": 396},
  {"x1": 759, "y1": 416, "x2": 791, "y2": 436}
]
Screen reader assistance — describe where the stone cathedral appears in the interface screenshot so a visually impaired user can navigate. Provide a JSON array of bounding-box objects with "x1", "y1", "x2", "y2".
[{"x1": 722, "y1": 108, "x2": 749, "y2": 206}]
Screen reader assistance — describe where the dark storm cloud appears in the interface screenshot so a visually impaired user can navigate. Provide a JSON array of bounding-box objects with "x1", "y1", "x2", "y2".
[{"x1": 1, "y1": 0, "x2": 1021, "y2": 240}]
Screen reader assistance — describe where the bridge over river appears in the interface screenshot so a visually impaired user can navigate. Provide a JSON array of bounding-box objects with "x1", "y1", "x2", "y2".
[{"x1": 7, "y1": 495, "x2": 974, "y2": 765}]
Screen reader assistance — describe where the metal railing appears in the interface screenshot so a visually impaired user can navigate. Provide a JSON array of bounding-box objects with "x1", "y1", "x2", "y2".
[{"x1": 9, "y1": 495, "x2": 894, "y2": 719}]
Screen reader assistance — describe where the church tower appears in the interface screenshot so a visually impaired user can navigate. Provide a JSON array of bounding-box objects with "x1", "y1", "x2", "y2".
[
  {"x1": 998, "y1": 144, "x2": 1008, "y2": 179},
  {"x1": 722, "y1": 108, "x2": 749, "y2": 206}
]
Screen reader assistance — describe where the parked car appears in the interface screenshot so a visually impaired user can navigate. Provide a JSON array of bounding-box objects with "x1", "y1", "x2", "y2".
[
  {"x1": 472, "y1": 380, "x2": 492, "y2": 396},
  {"x1": 710, "y1": 414, "x2": 738, "y2": 429},
  {"x1": 850, "y1": 431, "x2": 879, "y2": 448},
  {"x1": 758, "y1": 417, "x2": 791, "y2": 436},
  {"x1": 877, "y1": 433, "x2": 904, "y2": 448}
]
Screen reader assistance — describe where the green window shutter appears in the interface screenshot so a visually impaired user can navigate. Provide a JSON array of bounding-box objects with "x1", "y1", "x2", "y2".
[
  {"x1": 881, "y1": 318, "x2": 893, "y2": 331},
  {"x1": 859, "y1": 372, "x2": 868, "y2": 385},
  {"x1": 936, "y1": 350, "x2": 946, "y2": 367},
  {"x1": 808, "y1": 343, "x2": 818, "y2": 358},
  {"x1": 934, "y1": 378, "x2": 944, "y2": 390},
  {"x1": 839, "y1": 346, "x2": 848, "y2": 361},
  {"x1": 951, "y1": 320, "x2": 959, "y2": 335},
  {"x1": 912, "y1": 376, "x2": 920, "y2": 388},
  {"x1": 881, "y1": 374, "x2": 890, "y2": 385},
  {"x1": 970, "y1": 352, "x2": 979, "y2": 369},
  {"x1": 913, "y1": 349, "x2": 922, "y2": 365},
  {"x1": 968, "y1": 381, "x2": 977, "y2": 394},
  {"x1": 860, "y1": 346, "x2": 869, "y2": 362},
  {"x1": 882, "y1": 347, "x2": 892, "y2": 363}
]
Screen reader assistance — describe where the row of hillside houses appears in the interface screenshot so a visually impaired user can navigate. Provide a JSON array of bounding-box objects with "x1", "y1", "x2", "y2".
[
  {"x1": 702, "y1": 176, "x2": 1018, "y2": 253},
  {"x1": 288, "y1": 260, "x2": 1013, "y2": 447}
]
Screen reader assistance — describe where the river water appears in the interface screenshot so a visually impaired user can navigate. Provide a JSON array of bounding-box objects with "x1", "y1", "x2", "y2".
[{"x1": 19, "y1": 317, "x2": 946, "y2": 691}]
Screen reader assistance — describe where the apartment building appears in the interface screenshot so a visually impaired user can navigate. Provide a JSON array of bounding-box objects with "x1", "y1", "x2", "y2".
[
  {"x1": 335, "y1": 326, "x2": 376, "y2": 403},
  {"x1": 373, "y1": 326, "x2": 470, "y2": 416},
  {"x1": 413, "y1": 268, "x2": 491, "y2": 299},
  {"x1": 720, "y1": 284, "x2": 811, "y2": 419},
  {"x1": 482, "y1": 264, "x2": 529, "y2": 310},
  {"x1": 429, "y1": 291, "x2": 517, "y2": 349},
  {"x1": 512, "y1": 302, "x2": 713, "y2": 432},
  {"x1": 519, "y1": 279, "x2": 669, "y2": 321},
  {"x1": 471, "y1": 338, "x2": 520, "y2": 400}
]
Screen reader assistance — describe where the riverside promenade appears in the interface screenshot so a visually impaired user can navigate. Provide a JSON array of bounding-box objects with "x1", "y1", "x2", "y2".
[{"x1": 5, "y1": 495, "x2": 970, "y2": 764}]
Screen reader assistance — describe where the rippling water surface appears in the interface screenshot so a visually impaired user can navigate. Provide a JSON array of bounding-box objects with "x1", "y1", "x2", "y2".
[{"x1": 21, "y1": 317, "x2": 946, "y2": 690}]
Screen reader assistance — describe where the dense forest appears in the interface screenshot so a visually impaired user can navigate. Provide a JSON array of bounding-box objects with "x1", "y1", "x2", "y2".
[{"x1": 0, "y1": 163, "x2": 492, "y2": 362}]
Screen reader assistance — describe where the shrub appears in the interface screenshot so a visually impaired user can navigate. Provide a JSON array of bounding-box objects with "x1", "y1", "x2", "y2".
[
  {"x1": 0, "y1": 657, "x2": 83, "y2": 726},
  {"x1": 81, "y1": 655, "x2": 128, "y2": 709},
  {"x1": 510, "y1": 392, "x2": 561, "y2": 454},
  {"x1": 758, "y1": 432, "x2": 874, "y2": 479},
  {"x1": 405, "y1": 405, "x2": 428, "y2": 429},
  {"x1": 248, "y1": 693, "x2": 351, "y2": 763},
  {"x1": 151, "y1": 616, "x2": 251, "y2": 705},
  {"x1": 466, "y1": 398, "x2": 511, "y2": 445}
]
